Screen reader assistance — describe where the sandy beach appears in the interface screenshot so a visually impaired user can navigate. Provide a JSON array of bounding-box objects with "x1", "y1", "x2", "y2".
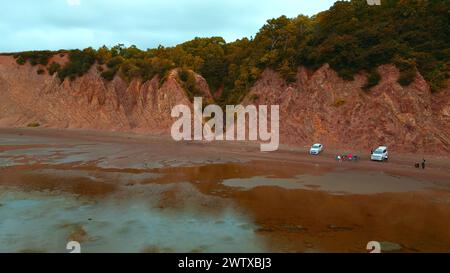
[{"x1": 1, "y1": 128, "x2": 450, "y2": 253}]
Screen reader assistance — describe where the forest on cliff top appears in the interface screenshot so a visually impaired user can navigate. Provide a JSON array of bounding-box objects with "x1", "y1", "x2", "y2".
[{"x1": 8, "y1": 0, "x2": 450, "y2": 105}]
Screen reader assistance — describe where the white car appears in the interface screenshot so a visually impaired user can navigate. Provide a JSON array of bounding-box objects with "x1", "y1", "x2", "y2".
[
  {"x1": 371, "y1": 146, "x2": 388, "y2": 161},
  {"x1": 310, "y1": 143, "x2": 323, "y2": 155}
]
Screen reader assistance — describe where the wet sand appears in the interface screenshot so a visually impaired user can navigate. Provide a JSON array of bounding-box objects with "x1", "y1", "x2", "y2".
[{"x1": 1, "y1": 128, "x2": 450, "y2": 253}]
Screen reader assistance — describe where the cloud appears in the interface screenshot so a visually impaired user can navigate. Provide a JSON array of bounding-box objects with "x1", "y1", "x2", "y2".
[
  {"x1": 0, "y1": 0, "x2": 336, "y2": 52},
  {"x1": 67, "y1": 0, "x2": 81, "y2": 7}
]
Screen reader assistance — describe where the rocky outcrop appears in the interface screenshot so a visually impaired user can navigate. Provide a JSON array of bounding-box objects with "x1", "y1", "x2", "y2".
[
  {"x1": 0, "y1": 55, "x2": 449, "y2": 154},
  {"x1": 243, "y1": 64, "x2": 450, "y2": 153},
  {"x1": 0, "y1": 55, "x2": 211, "y2": 134}
]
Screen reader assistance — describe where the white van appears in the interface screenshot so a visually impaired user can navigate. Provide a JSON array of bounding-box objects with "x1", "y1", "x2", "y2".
[{"x1": 371, "y1": 146, "x2": 388, "y2": 161}]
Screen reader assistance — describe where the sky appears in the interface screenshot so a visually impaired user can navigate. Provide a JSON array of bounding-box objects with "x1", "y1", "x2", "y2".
[{"x1": 0, "y1": 0, "x2": 336, "y2": 53}]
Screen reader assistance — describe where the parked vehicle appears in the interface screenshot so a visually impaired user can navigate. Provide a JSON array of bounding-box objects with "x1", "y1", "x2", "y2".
[
  {"x1": 371, "y1": 146, "x2": 388, "y2": 161},
  {"x1": 310, "y1": 143, "x2": 323, "y2": 155}
]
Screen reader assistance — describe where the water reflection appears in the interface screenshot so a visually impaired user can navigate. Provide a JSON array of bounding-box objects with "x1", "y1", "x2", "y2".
[{"x1": 0, "y1": 187, "x2": 266, "y2": 253}]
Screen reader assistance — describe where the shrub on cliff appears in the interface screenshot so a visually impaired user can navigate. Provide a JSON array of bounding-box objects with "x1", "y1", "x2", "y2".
[
  {"x1": 363, "y1": 70, "x2": 381, "y2": 91},
  {"x1": 101, "y1": 68, "x2": 117, "y2": 81},
  {"x1": 27, "y1": 122, "x2": 40, "y2": 128},
  {"x1": 14, "y1": 51, "x2": 54, "y2": 66},
  {"x1": 178, "y1": 67, "x2": 203, "y2": 101},
  {"x1": 48, "y1": 62, "x2": 61, "y2": 76},
  {"x1": 15, "y1": 56, "x2": 26, "y2": 65},
  {"x1": 57, "y1": 48, "x2": 96, "y2": 81},
  {"x1": 393, "y1": 56, "x2": 417, "y2": 87},
  {"x1": 106, "y1": 56, "x2": 124, "y2": 69}
]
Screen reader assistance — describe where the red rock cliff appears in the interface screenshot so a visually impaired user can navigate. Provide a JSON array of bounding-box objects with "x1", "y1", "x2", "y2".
[
  {"x1": 0, "y1": 55, "x2": 211, "y2": 134},
  {"x1": 1, "y1": 55, "x2": 449, "y2": 154},
  {"x1": 243, "y1": 64, "x2": 450, "y2": 153}
]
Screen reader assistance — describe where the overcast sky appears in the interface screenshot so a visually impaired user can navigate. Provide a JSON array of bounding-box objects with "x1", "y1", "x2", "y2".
[{"x1": 0, "y1": 0, "x2": 336, "y2": 52}]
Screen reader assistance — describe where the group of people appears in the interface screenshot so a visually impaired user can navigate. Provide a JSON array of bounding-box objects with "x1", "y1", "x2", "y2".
[
  {"x1": 336, "y1": 154, "x2": 358, "y2": 162},
  {"x1": 415, "y1": 159, "x2": 426, "y2": 169}
]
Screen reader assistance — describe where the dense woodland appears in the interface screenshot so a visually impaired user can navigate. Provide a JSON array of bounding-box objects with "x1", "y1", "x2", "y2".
[{"x1": 10, "y1": 0, "x2": 450, "y2": 105}]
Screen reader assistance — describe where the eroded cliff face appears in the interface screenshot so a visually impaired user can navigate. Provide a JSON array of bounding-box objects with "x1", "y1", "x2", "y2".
[
  {"x1": 1, "y1": 55, "x2": 449, "y2": 153},
  {"x1": 244, "y1": 64, "x2": 450, "y2": 153},
  {"x1": 0, "y1": 55, "x2": 211, "y2": 134}
]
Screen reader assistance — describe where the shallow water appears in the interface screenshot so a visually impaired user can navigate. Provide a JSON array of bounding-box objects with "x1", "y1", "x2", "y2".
[
  {"x1": 1, "y1": 163, "x2": 450, "y2": 253},
  {"x1": 0, "y1": 157, "x2": 15, "y2": 167},
  {"x1": 0, "y1": 187, "x2": 266, "y2": 253},
  {"x1": 223, "y1": 171, "x2": 432, "y2": 194}
]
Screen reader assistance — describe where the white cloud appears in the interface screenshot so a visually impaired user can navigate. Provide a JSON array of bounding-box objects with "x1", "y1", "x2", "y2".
[
  {"x1": 0, "y1": 0, "x2": 336, "y2": 52},
  {"x1": 67, "y1": 0, "x2": 81, "y2": 7}
]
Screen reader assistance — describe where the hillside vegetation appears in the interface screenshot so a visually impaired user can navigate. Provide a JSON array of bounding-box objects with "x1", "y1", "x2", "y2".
[{"x1": 11, "y1": 0, "x2": 449, "y2": 105}]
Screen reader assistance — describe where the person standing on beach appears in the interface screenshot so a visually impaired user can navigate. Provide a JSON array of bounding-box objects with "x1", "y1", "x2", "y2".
[{"x1": 422, "y1": 159, "x2": 426, "y2": 169}]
